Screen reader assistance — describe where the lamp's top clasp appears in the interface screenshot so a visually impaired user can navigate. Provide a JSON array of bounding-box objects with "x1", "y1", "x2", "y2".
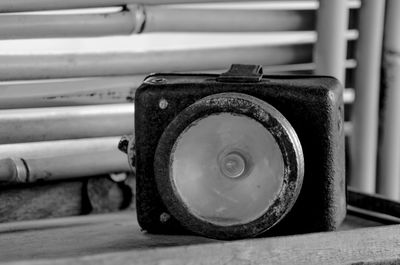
[{"x1": 217, "y1": 64, "x2": 263, "y2": 83}]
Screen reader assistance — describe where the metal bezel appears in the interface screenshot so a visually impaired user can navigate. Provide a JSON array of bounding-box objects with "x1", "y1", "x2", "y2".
[{"x1": 154, "y1": 92, "x2": 304, "y2": 240}]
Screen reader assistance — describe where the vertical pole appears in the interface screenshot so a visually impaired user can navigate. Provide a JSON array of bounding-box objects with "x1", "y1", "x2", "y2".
[
  {"x1": 314, "y1": 0, "x2": 348, "y2": 84},
  {"x1": 350, "y1": 0, "x2": 386, "y2": 193},
  {"x1": 378, "y1": 0, "x2": 400, "y2": 200}
]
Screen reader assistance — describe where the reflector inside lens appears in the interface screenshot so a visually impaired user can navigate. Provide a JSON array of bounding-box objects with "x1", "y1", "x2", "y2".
[{"x1": 170, "y1": 113, "x2": 285, "y2": 226}]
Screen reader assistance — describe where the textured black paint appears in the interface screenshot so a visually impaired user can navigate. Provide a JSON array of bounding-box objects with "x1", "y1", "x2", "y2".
[{"x1": 134, "y1": 72, "x2": 346, "y2": 238}]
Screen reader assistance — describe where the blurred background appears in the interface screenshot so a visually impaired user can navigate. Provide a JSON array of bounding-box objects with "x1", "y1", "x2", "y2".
[{"x1": 0, "y1": 0, "x2": 397, "y2": 222}]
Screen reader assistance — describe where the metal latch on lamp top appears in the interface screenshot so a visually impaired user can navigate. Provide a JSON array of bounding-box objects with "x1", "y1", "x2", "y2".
[{"x1": 217, "y1": 64, "x2": 263, "y2": 83}]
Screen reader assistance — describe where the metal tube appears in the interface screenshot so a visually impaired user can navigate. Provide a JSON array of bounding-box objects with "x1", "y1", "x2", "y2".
[
  {"x1": 0, "y1": 137, "x2": 124, "y2": 159},
  {"x1": 314, "y1": 0, "x2": 349, "y2": 83},
  {"x1": 349, "y1": 0, "x2": 386, "y2": 193},
  {"x1": 0, "y1": 10, "x2": 139, "y2": 39},
  {"x1": 0, "y1": 8, "x2": 317, "y2": 39},
  {"x1": 0, "y1": 76, "x2": 142, "y2": 109},
  {"x1": 0, "y1": 44, "x2": 313, "y2": 80},
  {"x1": 0, "y1": 3, "x2": 362, "y2": 39},
  {"x1": 378, "y1": 0, "x2": 400, "y2": 200},
  {"x1": 0, "y1": 0, "x2": 294, "y2": 12},
  {"x1": 142, "y1": 7, "x2": 315, "y2": 33},
  {"x1": 0, "y1": 104, "x2": 134, "y2": 144},
  {"x1": 0, "y1": 59, "x2": 357, "y2": 109},
  {"x1": 0, "y1": 151, "x2": 131, "y2": 184},
  {"x1": 263, "y1": 59, "x2": 356, "y2": 74}
]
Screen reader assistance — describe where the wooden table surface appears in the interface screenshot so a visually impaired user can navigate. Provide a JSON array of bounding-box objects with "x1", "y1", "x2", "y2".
[{"x1": 0, "y1": 211, "x2": 400, "y2": 265}]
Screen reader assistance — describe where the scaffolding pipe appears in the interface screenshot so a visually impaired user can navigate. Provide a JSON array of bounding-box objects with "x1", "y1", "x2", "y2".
[
  {"x1": 135, "y1": 7, "x2": 315, "y2": 33},
  {"x1": 0, "y1": 3, "x2": 363, "y2": 39},
  {"x1": 0, "y1": 0, "x2": 295, "y2": 12},
  {"x1": 0, "y1": 137, "x2": 123, "y2": 159},
  {"x1": 0, "y1": 151, "x2": 131, "y2": 184},
  {"x1": 0, "y1": 76, "x2": 142, "y2": 109},
  {"x1": 0, "y1": 104, "x2": 134, "y2": 144},
  {"x1": 314, "y1": 0, "x2": 348, "y2": 84},
  {"x1": 0, "y1": 44, "x2": 314, "y2": 80},
  {"x1": 0, "y1": 7, "x2": 316, "y2": 39},
  {"x1": 349, "y1": 0, "x2": 386, "y2": 194},
  {"x1": 378, "y1": 0, "x2": 400, "y2": 200},
  {"x1": 0, "y1": 10, "x2": 139, "y2": 39},
  {"x1": 0, "y1": 59, "x2": 357, "y2": 109}
]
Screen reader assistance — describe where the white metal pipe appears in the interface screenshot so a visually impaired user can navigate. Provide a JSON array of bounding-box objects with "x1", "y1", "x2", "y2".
[
  {"x1": 0, "y1": 44, "x2": 313, "y2": 80},
  {"x1": 0, "y1": 76, "x2": 142, "y2": 108},
  {"x1": 378, "y1": 0, "x2": 400, "y2": 200},
  {"x1": 0, "y1": 151, "x2": 131, "y2": 184},
  {"x1": 176, "y1": 0, "x2": 361, "y2": 10},
  {"x1": 0, "y1": 104, "x2": 134, "y2": 144},
  {"x1": 0, "y1": 60, "x2": 357, "y2": 109},
  {"x1": 142, "y1": 7, "x2": 315, "y2": 32},
  {"x1": 314, "y1": 0, "x2": 349, "y2": 84},
  {"x1": 0, "y1": 0, "x2": 299, "y2": 12},
  {"x1": 0, "y1": 8, "x2": 315, "y2": 39},
  {"x1": 0, "y1": 8, "x2": 122, "y2": 39},
  {"x1": 0, "y1": 10, "x2": 140, "y2": 39},
  {"x1": 350, "y1": 0, "x2": 386, "y2": 194},
  {"x1": 0, "y1": 4, "x2": 361, "y2": 39},
  {"x1": 263, "y1": 59, "x2": 356, "y2": 74},
  {"x1": 0, "y1": 137, "x2": 123, "y2": 159}
]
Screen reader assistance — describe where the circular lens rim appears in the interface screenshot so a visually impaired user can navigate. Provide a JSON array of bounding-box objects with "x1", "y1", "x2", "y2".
[{"x1": 154, "y1": 92, "x2": 304, "y2": 240}]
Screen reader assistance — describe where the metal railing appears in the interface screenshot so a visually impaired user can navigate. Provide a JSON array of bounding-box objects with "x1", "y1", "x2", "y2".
[{"x1": 0, "y1": 0, "x2": 366, "y2": 188}]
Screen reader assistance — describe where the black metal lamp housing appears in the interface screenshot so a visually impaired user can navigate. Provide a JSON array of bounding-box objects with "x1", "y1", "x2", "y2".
[{"x1": 132, "y1": 64, "x2": 346, "y2": 240}]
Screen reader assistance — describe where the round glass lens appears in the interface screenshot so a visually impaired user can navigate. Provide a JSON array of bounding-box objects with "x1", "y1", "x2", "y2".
[{"x1": 170, "y1": 113, "x2": 285, "y2": 226}]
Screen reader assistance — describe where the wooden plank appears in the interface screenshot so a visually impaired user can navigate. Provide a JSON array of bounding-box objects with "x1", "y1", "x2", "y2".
[
  {"x1": 0, "y1": 211, "x2": 396, "y2": 265},
  {"x1": 0, "y1": 212, "x2": 218, "y2": 263}
]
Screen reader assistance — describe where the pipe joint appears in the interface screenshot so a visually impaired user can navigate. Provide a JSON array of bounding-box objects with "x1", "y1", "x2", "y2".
[
  {"x1": 9, "y1": 158, "x2": 29, "y2": 183},
  {"x1": 127, "y1": 4, "x2": 146, "y2": 34},
  {"x1": 118, "y1": 135, "x2": 135, "y2": 173}
]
